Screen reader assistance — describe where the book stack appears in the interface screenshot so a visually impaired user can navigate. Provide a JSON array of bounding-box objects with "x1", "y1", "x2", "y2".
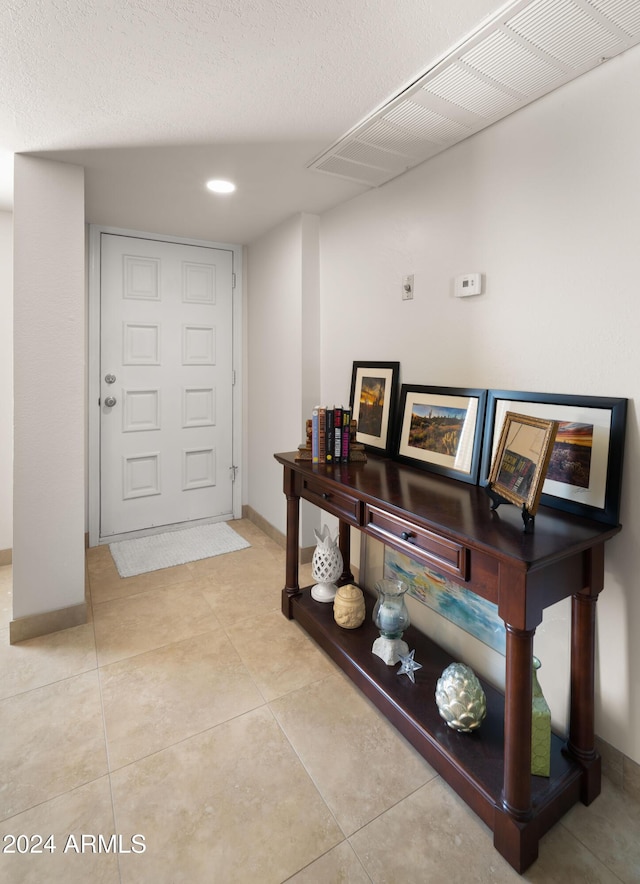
[
  {"x1": 314, "y1": 406, "x2": 350, "y2": 464},
  {"x1": 295, "y1": 407, "x2": 366, "y2": 463}
]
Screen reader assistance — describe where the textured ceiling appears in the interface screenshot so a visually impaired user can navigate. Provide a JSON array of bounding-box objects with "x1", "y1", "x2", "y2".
[
  {"x1": 0, "y1": 0, "x2": 509, "y2": 241},
  {"x1": 0, "y1": 0, "x2": 629, "y2": 243}
]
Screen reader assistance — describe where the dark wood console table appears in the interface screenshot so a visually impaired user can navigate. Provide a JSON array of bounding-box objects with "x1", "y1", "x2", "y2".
[{"x1": 275, "y1": 451, "x2": 621, "y2": 873}]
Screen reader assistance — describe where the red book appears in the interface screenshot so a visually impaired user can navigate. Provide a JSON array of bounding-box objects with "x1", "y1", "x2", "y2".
[
  {"x1": 342, "y1": 408, "x2": 351, "y2": 461},
  {"x1": 318, "y1": 407, "x2": 326, "y2": 462}
]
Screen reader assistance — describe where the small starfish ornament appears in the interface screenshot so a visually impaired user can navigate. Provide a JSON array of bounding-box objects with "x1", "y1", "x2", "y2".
[{"x1": 397, "y1": 649, "x2": 423, "y2": 684}]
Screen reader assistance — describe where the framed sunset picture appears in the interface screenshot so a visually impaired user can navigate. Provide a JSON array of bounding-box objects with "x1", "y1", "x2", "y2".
[
  {"x1": 349, "y1": 361, "x2": 400, "y2": 456},
  {"x1": 481, "y1": 390, "x2": 627, "y2": 524}
]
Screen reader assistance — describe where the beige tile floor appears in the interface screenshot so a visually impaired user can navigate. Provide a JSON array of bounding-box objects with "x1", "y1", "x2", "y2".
[{"x1": 0, "y1": 519, "x2": 638, "y2": 883}]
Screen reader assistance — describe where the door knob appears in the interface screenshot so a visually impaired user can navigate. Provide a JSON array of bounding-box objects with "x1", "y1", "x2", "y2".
[
  {"x1": 104, "y1": 396, "x2": 117, "y2": 408},
  {"x1": 105, "y1": 373, "x2": 116, "y2": 384}
]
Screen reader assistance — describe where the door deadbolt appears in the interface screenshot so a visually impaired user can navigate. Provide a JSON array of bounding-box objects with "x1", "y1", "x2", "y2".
[
  {"x1": 105, "y1": 373, "x2": 116, "y2": 384},
  {"x1": 104, "y1": 396, "x2": 117, "y2": 408}
]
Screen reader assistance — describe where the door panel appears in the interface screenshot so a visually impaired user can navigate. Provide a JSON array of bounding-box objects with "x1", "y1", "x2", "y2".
[{"x1": 99, "y1": 234, "x2": 234, "y2": 538}]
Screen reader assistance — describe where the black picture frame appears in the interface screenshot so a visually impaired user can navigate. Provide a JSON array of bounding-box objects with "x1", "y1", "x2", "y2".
[
  {"x1": 480, "y1": 390, "x2": 628, "y2": 525},
  {"x1": 394, "y1": 385, "x2": 487, "y2": 484},
  {"x1": 349, "y1": 361, "x2": 400, "y2": 456}
]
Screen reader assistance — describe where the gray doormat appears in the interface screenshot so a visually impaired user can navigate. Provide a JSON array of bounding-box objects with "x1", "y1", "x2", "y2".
[{"x1": 109, "y1": 522, "x2": 250, "y2": 578}]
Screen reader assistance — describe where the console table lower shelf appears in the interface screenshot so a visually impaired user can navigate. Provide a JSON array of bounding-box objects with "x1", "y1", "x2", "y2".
[{"x1": 288, "y1": 586, "x2": 584, "y2": 874}]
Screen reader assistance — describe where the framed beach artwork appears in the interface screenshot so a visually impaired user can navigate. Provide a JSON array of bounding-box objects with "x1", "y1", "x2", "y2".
[{"x1": 383, "y1": 546, "x2": 505, "y2": 655}]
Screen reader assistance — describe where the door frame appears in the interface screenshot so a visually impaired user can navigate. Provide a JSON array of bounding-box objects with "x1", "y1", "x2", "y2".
[{"x1": 88, "y1": 224, "x2": 244, "y2": 547}]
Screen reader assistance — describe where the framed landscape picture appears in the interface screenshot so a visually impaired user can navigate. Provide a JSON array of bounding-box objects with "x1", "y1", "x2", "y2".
[
  {"x1": 394, "y1": 385, "x2": 487, "y2": 484},
  {"x1": 481, "y1": 390, "x2": 628, "y2": 524},
  {"x1": 349, "y1": 361, "x2": 400, "y2": 456}
]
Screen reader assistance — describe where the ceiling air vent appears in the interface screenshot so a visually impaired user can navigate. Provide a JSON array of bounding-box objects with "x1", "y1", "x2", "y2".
[{"x1": 308, "y1": 0, "x2": 640, "y2": 187}]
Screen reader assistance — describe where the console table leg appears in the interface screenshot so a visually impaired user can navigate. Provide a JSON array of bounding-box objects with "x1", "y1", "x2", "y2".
[
  {"x1": 567, "y1": 591, "x2": 601, "y2": 804},
  {"x1": 282, "y1": 466, "x2": 300, "y2": 618},
  {"x1": 502, "y1": 624, "x2": 534, "y2": 818},
  {"x1": 338, "y1": 520, "x2": 354, "y2": 584},
  {"x1": 494, "y1": 624, "x2": 536, "y2": 871},
  {"x1": 568, "y1": 592, "x2": 597, "y2": 760}
]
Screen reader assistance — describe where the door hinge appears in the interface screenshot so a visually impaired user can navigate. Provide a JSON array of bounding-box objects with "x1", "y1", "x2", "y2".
[
  {"x1": 230, "y1": 465, "x2": 238, "y2": 482},
  {"x1": 232, "y1": 272, "x2": 236, "y2": 289},
  {"x1": 232, "y1": 370, "x2": 236, "y2": 386}
]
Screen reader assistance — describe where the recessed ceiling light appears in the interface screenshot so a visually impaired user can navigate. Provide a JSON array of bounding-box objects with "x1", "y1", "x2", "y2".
[{"x1": 206, "y1": 179, "x2": 236, "y2": 194}]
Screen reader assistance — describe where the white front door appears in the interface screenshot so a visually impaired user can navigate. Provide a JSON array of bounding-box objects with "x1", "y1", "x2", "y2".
[{"x1": 99, "y1": 233, "x2": 235, "y2": 539}]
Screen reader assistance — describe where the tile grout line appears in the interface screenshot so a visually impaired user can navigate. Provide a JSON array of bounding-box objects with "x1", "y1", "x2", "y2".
[{"x1": 265, "y1": 697, "x2": 352, "y2": 880}]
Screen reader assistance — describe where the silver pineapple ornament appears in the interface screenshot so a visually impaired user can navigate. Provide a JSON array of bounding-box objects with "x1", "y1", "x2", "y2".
[{"x1": 435, "y1": 662, "x2": 487, "y2": 733}]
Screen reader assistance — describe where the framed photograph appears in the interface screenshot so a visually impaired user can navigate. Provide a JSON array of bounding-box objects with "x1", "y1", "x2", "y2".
[
  {"x1": 481, "y1": 391, "x2": 628, "y2": 524},
  {"x1": 487, "y1": 412, "x2": 558, "y2": 516},
  {"x1": 349, "y1": 361, "x2": 400, "y2": 456},
  {"x1": 394, "y1": 385, "x2": 487, "y2": 484}
]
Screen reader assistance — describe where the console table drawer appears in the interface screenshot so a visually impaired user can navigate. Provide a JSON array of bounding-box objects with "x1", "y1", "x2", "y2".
[
  {"x1": 300, "y1": 476, "x2": 361, "y2": 525},
  {"x1": 364, "y1": 504, "x2": 468, "y2": 579}
]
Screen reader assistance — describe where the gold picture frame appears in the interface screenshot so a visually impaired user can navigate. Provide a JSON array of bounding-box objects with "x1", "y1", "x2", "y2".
[{"x1": 488, "y1": 412, "x2": 559, "y2": 518}]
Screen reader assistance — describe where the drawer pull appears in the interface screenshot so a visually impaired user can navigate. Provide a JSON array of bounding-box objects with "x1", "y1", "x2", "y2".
[
  {"x1": 401, "y1": 531, "x2": 415, "y2": 542},
  {"x1": 322, "y1": 492, "x2": 331, "y2": 500}
]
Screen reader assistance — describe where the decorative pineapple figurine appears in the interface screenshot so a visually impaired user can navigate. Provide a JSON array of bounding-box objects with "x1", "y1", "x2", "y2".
[
  {"x1": 435, "y1": 662, "x2": 487, "y2": 733},
  {"x1": 311, "y1": 525, "x2": 343, "y2": 603}
]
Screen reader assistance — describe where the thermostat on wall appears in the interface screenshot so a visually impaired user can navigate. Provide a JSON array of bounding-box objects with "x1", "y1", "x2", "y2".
[{"x1": 455, "y1": 273, "x2": 482, "y2": 297}]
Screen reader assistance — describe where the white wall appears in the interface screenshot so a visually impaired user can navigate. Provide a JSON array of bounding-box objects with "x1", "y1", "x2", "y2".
[
  {"x1": 247, "y1": 213, "x2": 320, "y2": 546},
  {"x1": 0, "y1": 211, "x2": 12, "y2": 553},
  {"x1": 246, "y1": 46, "x2": 640, "y2": 764},
  {"x1": 12, "y1": 156, "x2": 86, "y2": 619},
  {"x1": 316, "y1": 47, "x2": 640, "y2": 764}
]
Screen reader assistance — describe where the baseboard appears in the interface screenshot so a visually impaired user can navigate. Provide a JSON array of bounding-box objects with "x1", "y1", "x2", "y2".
[
  {"x1": 0, "y1": 548, "x2": 12, "y2": 566},
  {"x1": 242, "y1": 505, "x2": 285, "y2": 547},
  {"x1": 300, "y1": 545, "x2": 314, "y2": 564},
  {"x1": 596, "y1": 735, "x2": 640, "y2": 804},
  {"x1": 241, "y1": 506, "x2": 315, "y2": 565},
  {"x1": 9, "y1": 602, "x2": 88, "y2": 644}
]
